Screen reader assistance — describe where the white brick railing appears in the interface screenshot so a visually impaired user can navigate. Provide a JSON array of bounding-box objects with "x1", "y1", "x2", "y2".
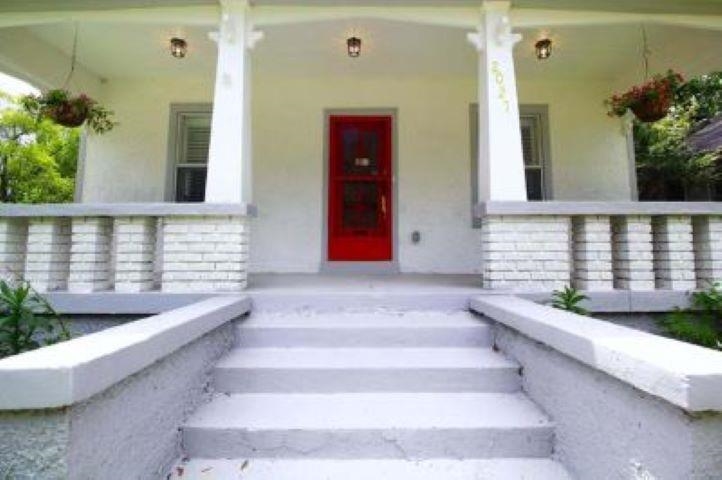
[
  {"x1": 477, "y1": 202, "x2": 722, "y2": 291},
  {"x1": 0, "y1": 203, "x2": 254, "y2": 293}
]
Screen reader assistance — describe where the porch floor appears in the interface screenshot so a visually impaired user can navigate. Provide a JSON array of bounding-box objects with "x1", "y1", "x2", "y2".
[
  {"x1": 247, "y1": 273, "x2": 481, "y2": 293},
  {"x1": 247, "y1": 274, "x2": 484, "y2": 311}
]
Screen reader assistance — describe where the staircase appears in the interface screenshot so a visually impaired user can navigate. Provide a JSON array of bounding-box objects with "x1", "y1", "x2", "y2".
[{"x1": 171, "y1": 310, "x2": 571, "y2": 479}]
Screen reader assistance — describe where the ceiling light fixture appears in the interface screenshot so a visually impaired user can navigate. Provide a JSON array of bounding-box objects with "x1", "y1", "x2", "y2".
[
  {"x1": 535, "y1": 38, "x2": 552, "y2": 60},
  {"x1": 347, "y1": 37, "x2": 361, "y2": 58},
  {"x1": 170, "y1": 37, "x2": 188, "y2": 59}
]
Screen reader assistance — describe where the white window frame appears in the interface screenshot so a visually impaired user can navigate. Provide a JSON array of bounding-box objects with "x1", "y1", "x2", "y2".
[{"x1": 165, "y1": 103, "x2": 213, "y2": 202}]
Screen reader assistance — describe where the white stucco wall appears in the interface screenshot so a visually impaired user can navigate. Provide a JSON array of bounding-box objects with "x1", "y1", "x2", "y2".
[{"x1": 79, "y1": 71, "x2": 631, "y2": 273}]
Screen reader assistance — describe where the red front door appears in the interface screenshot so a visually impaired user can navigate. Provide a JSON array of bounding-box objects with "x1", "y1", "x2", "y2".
[{"x1": 328, "y1": 115, "x2": 393, "y2": 261}]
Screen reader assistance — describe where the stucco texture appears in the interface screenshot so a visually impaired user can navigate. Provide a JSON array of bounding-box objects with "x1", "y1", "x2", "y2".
[
  {"x1": 79, "y1": 72, "x2": 631, "y2": 274},
  {"x1": 493, "y1": 322, "x2": 722, "y2": 480},
  {"x1": 0, "y1": 322, "x2": 234, "y2": 480}
]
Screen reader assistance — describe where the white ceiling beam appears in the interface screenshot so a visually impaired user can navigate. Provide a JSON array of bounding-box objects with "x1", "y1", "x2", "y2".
[
  {"x1": 0, "y1": 5, "x2": 720, "y2": 31},
  {"x1": 512, "y1": 9, "x2": 722, "y2": 31},
  {"x1": 250, "y1": 6, "x2": 478, "y2": 28},
  {"x1": 0, "y1": 6, "x2": 220, "y2": 28}
]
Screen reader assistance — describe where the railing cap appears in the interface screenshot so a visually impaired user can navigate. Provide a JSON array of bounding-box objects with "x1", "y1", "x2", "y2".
[
  {"x1": 476, "y1": 201, "x2": 722, "y2": 216},
  {"x1": 0, "y1": 202, "x2": 257, "y2": 218}
]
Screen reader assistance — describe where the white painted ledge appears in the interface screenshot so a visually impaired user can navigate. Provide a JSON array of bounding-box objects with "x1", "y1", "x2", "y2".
[
  {"x1": 470, "y1": 295, "x2": 722, "y2": 412},
  {"x1": 0, "y1": 202, "x2": 257, "y2": 217},
  {"x1": 0, "y1": 296, "x2": 251, "y2": 410},
  {"x1": 476, "y1": 201, "x2": 722, "y2": 216}
]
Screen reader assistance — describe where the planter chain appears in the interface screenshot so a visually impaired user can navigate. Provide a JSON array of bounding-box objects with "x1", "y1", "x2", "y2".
[
  {"x1": 62, "y1": 23, "x2": 79, "y2": 89},
  {"x1": 641, "y1": 24, "x2": 651, "y2": 81}
]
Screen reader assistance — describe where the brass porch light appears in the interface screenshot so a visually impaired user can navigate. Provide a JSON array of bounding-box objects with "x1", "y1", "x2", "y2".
[
  {"x1": 535, "y1": 38, "x2": 552, "y2": 60},
  {"x1": 170, "y1": 37, "x2": 188, "y2": 59},
  {"x1": 347, "y1": 37, "x2": 362, "y2": 58}
]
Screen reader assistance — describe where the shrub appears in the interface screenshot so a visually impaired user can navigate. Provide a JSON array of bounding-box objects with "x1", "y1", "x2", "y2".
[
  {"x1": 550, "y1": 286, "x2": 589, "y2": 316},
  {"x1": 0, "y1": 280, "x2": 70, "y2": 359},
  {"x1": 659, "y1": 283, "x2": 722, "y2": 350}
]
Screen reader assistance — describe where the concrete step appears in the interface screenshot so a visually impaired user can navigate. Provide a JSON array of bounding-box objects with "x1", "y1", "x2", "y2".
[
  {"x1": 169, "y1": 458, "x2": 573, "y2": 480},
  {"x1": 236, "y1": 311, "x2": 492, "y2": 348},
  {"x1": 213, "y1": 347, "x2": 521, "y2": 393},
  {"x1": 182, "y1": 392, "x2": 553, "y2": 459}
]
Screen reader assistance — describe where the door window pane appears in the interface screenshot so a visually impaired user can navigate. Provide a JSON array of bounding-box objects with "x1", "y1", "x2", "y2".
[
  {"x1": 342, "y1": 181, "x2": 380, "y2": 231},
  {"x1": 342, "y1": 128, "x2": 380, "y2": 175}
]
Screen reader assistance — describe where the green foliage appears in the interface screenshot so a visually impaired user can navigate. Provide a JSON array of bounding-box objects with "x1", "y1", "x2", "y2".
[
  {"x1": 550, "y1": 286, "x2": 589, "y2": 316},
  {"x1": 21, "y1": 89, "x2": 116, "y2": 134},
  {"x1": 659, "y1": 283, "x2": 722, "y2": 350},
  {"x1": 0, "y1": 280, "x2": 70, "y2": 359},
  {"x1": 634, "y1": 71, "x2": 722, "y2": 200},
  {"x1": 0, "y1": 94, "x2": 78, "y2": 203}
]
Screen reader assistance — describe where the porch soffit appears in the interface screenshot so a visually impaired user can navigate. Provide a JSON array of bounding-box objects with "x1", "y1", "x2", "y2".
[{"x1": 1, "y1": 0, "x2": 722, "y2": 15}]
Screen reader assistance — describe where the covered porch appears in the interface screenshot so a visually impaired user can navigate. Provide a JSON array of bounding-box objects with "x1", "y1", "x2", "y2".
[{"x1": 1, "y1": 0, "x2": 722, "y2": 293}]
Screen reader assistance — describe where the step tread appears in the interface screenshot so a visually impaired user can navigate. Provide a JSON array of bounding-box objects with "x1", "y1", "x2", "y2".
[
  {"x1": 216, "y1": 347, "x2": 517, "y2": 370},
  {"x1": 240, "y1": 311, "x2": 488, "y2": 329},
  {"x1": 169, "y1": 458, "x2": 572, "y2": 479},
  {"x1": 184, "y1": 392, "x2": 551, "y2": 430}
]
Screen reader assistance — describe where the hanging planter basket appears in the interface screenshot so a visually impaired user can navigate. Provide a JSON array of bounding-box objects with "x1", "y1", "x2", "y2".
[
  {"x1": 42, "y1": 100, "x2": 90, "y2": 128},
  {"x1": 629, "y1": 95, "x2": 673, "y2": 123},
  {"x1": 605, "y1": 70, "x2": 684, "y2": 123},
  {"x1": 20, "y1": 89, "x2": 116, "y2": 134}
]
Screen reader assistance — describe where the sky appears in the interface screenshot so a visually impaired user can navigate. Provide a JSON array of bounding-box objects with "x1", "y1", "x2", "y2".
[{"x1": 0, "y1": 72, "x2": 39, "y2": 97}]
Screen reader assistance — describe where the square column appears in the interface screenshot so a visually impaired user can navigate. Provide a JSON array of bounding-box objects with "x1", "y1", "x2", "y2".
[
  {"x1": 652, "y1": 215, "x2": 696, "y2": 291},
  {"x1": 572, "y1": 216, "x2": 614, "y2": 291},
  {"x1": 67, "y1": 217, "x2": 113, "y2": 293},
  {"x1": 481, "y1": 215, "x2": 571, "y2": 290},
  {"x1": 693, "y1": 216, "x2": 722, "y2": 288},
  {"x1": 23, "y1": 218, "x2": 71, "y2": 292},
  {"x1": 0, "y1": 218, "x2": 27, "y2": 282},
  {"x1": 161, "y1": 216, "x2": 249, "y2": 293},
  {"x1": 205, "y1": 0, "x2": 263, "y2": 204},
  {"x1": 114, "y1": 217, "x2": 157, "y2": 293},
  {"x1": 467, "y1": 0, "x2": 526, "y2": 201},
  {"x1": 612, "y1": 216, "x2": 654, "y2": 291}
]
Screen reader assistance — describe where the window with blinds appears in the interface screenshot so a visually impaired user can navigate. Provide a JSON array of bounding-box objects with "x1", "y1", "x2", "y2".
[
  {"x1": 175, "y1": 115, "x2": 211, "y2": 202},
  {"x1": 520, "y1": 115, "x2": 544, "y2": 201}
]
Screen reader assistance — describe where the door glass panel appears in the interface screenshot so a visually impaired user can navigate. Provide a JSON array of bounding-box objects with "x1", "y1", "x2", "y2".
[
  {"x1": 342, "y1": 127, "x2": 380, "y2": 176},
  {"x1": 342, "y1": 182, "x2": 380, "y2": 231}
]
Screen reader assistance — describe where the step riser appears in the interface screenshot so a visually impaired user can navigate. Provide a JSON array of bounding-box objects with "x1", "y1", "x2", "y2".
[
  {"x1": 236, "y1": 327, "x2": 492, "y2": 348},
  {"x1": 214, "y1": 368, "x2": 521, "y2": 393},
  {"x1": 182, "y1": 427, "x2": 553, "y2": 459}
]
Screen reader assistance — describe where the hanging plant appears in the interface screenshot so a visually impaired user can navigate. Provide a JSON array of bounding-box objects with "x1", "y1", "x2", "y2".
[
  {"x1": 605, "y1": 70, "x2": 685, "y2": 123},
  {"x1": 20, "y1": 89, "x2": 116, "y2": 133},
  {"x1": 17, "y1": 24, "x2": 117, "y2": 134}
]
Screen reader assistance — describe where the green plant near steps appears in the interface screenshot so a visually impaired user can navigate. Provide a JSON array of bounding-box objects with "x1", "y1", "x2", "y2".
[
  {"x1": 550, "y1": 286, "x2": 589, "y2": 316},
  {"x1": 0, "y1": 280, "x2": 71, "y2": 359},
  {"x1": 659, "y1": 283, "x2": 722, "y2": 350}
]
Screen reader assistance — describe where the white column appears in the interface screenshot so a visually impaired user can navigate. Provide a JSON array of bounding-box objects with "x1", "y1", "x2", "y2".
[
  {"x1": 467, "y1": 0, "x2": 526, "y2": 201},
  {"x1": 205, "y1": 0, "x2": 263, "y2": 204}
]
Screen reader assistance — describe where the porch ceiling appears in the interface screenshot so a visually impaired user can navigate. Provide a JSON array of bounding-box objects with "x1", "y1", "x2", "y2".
[
  {"x1": 2, "y1": 0, "x2": 722, "y2": 15},
  {"x1": 20, "y1": 19, "x2": 722, "y2": 82}
]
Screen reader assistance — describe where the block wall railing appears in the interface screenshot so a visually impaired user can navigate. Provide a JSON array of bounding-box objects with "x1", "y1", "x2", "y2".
[
  {"x1": 477, "y1": 202, "x2": 722, "y2": 291},
  {"x1": 0, "y1": 203, "x2": 254, "y2": 293}
]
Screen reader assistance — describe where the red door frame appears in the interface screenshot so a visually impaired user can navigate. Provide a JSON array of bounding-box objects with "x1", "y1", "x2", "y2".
[{"x1": 328, "y1": 115, "x2": 393, "y2": 261}]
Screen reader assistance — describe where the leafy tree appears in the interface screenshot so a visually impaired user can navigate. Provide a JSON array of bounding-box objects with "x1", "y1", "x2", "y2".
[
  {"x1": 0, "y1": 93, "x2": 78, "y2": 203},
  {"x1": 635, "y1": 71, "x2": 722, "y2": 200}
]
